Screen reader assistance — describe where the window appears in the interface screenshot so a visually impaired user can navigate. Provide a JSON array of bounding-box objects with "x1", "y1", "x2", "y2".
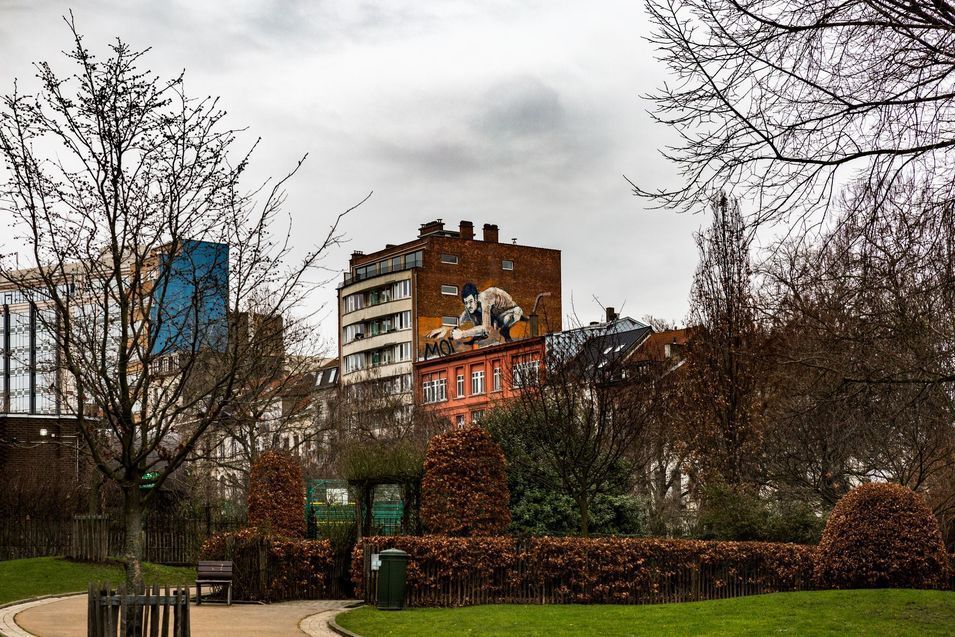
[
  {"x1": 396, "y1": 310, "x2": 412, "y2": 330},
  {"x1": 502, "y1": 259, "x2": 514, "y2": 271},
  {"x1": 512, "y1": 359, "x2": 540, "y2": 388},
  {"x1": 471, "y1": 410, "x2": 485, "y2": 424},
  {"x1": 344, "y1": 293, "x2": 364, "y2": 313},
  {"x1": 442, "y1": 316, "x2": 459, "y2": 326},
  {"x1": 343, "y1": 324, "x2": 363, "y2": 342},
  {"x1": 471, "y1": 368, "x2": 485, "y2": 395},
  {"x1": 440, "y1": 253, "x2": 459, "y2": 264},
  {"x1": 441, "y1": 285, "x2": 458, "y2": 296},
  {"x1": 493, "y1": 365, "x2": 502, "y2": 391},
  {"x1": 456, "y1": 372, "x2": 465, "y2": 398},
  {"x1": 422, "y1": 374, "x2": 448, "y2": 404},
  {"x1": 344, "y1": 353, "x2": 364, "y2": 373},
  {"x1": 455, "y1": 415, "x2": 466, "y2": 428},
  {"x1": 396, "y1": 342, "x2": 412, "y2": 361},
  {"x1": 392, "y1": 280, "x2": 411, "y2": 300},
  {"x1": 404, "y1": 251, "x2": 423, "y2": 268}
]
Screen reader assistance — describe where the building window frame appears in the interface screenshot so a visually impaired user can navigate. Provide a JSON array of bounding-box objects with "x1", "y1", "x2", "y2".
[
  {"x1": 471, "y1": 368, "x2": 485, "y2": 395},
  {"x1": 441, "y1": 284, "x2": 458, "y2": 296}
]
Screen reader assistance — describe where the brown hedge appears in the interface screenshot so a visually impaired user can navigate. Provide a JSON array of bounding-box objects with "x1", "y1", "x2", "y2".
[
  {"x1": 351, "y1": 535, "x2": 816, "y2": 606},
  {"x1": 201, "y1": 528, "x2": 332, "y2": 602},
  {"x1": 420, "y1": 426, "x2": 511, "y2": 536},
  {"x1": 815, "y1": 482, "x2": 950, "y2": 589},
  {"x1": 248, "y1": 450, "x2": 305, "y2": 538}
]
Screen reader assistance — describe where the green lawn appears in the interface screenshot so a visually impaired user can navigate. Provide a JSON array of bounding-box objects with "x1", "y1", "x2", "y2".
[
  {"x1": 0, "y1": 557, "x2": 195, "y2": 606},
  {"x1": 336, "y1": 589, "x2": 955, "y2": 637}
]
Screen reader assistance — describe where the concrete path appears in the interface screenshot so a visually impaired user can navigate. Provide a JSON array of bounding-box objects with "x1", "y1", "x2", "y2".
[{"x1": 0, "y1": 594, "x2": 359, "y2": 637}]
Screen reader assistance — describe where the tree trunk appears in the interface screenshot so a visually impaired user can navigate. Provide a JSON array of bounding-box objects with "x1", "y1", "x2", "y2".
[
  {"x1": 122, "y1": 484, "x2": 145, "y2": 589},
  {"x1": 578, "y1": 495, "x2": 590, "y2": 538},
  {"x1": 361, "y1": 484, "x2": 375, "y2": 538}
]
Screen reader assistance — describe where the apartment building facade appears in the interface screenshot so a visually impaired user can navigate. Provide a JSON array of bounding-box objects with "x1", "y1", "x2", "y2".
[{"x1": 337, "y1": 220, "x2": 562, "y2": 409}]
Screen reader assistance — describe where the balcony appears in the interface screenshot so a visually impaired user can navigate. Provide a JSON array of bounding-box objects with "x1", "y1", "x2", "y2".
[{"x1": 340, "y1": 253, "x2": 423, "y2": 288}]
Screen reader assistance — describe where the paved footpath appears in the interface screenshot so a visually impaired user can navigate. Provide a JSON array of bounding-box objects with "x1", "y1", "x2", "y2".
[{"x1": 0, "y1": 594, "x2": 359, "y2": 637}]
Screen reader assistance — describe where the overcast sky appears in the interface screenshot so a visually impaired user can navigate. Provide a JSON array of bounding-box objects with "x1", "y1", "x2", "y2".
[{"x1": 0, "y1": 0, "x2": 704, "y2": 342}]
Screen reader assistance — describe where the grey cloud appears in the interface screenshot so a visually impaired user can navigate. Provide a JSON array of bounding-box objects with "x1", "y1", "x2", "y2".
[{"x1": 474, "y1": 77, "x2": 564, "y2": 139}]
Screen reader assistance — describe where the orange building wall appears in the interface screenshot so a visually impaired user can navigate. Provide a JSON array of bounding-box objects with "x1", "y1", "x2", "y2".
[{"x1": 415, "y1": 337, "x2": 546, "y2": 428}]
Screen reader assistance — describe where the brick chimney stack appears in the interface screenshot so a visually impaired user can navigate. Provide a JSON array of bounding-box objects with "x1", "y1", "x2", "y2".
[
  {"x1": 459, "y1": 220, "x2": 474, "y2": 240},
  {"x1": 482, "y1": 223, "x2": 499, "y2": 243},
  {"x1": 419, "y1": 219, "x2": 445, "y2": 238}
]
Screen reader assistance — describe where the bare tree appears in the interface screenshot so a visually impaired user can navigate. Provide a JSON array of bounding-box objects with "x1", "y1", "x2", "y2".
[
  {"x1": 681, "y1": 193, "x2": 767, "y2": 488},
  {"x1": 638, "y1": 0, "x2": 955, "y2": 225},
  {"x1": 0, "y1": 21, "x2": 363, "y2": 586},
  {"x1": 761, "y1": 179, "x2": 955, "y2": 516}
]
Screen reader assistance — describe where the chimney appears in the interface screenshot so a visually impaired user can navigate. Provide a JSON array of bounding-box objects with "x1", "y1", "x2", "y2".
[
  {"x1": 419, "y1": 219, "x2": 445, "y2": 238},
  {"x1": 605, "y1": 307, "x2": 617, "y2": 323},
  {"x1": 483, "y1": 223, "x2": 499, "y2": 243},
  {"x1": 529, "y1": 314, "x2": 539, "y2": 337},
  {"x1": 459, "y1": 220, "x2": 474, "y2": 240}
]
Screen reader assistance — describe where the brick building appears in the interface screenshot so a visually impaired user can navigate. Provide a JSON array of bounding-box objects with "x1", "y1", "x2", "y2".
[
  {"x1": 415, "y1": 311, "x2": 679, "y2": 428},
  {"x1": 337, "y1": 219, "x2": 562, "y2": 411},
  {"x1": 414, "y1": 336, "x2": 546, "y2": 427}
]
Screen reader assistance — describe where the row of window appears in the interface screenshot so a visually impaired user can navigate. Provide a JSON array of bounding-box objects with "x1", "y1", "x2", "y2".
[
  {"x1": 454, "y1": 411, "x2": 484, "y2": 428},
  {"x1": 343, "y1": 310, "x2": 412, "y2": 343},
  {"x1": 439, "y1": 254, "x2": 515, "y2": 271},
  {"x1": 421, "y1": 358, "x2": 540, "y2": 403},
  {"x1": 1, "y1": 306, "x2": 60, "y2": 414},
  {"x1": 343, "y1": 280, "x2": 412, "y2": 313},
  {"x1": 350, "y1": 251, "x2": 423, "y2": 283},
  {"x1": 343, "y1": 341, "x2": 414, "y2": 373},
  {"x1": 343, "y1": 374, "x2": 412, "y2": 399}
]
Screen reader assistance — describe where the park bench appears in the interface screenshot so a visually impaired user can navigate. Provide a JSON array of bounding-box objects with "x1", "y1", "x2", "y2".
[{"x1": 195, "y1": 560, "x2": 233, "y2": 606}]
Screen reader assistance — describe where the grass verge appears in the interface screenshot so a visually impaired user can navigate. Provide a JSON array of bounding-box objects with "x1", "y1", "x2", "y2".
[
  {"x1": 336, "y1": 589, "x2": 955, "y2": 637},
  {"x1": 0, "y1": 557, "x2": 195, "y2": 606}
]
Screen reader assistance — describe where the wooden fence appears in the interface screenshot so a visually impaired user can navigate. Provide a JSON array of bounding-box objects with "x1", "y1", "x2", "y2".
[
  {"x1": 0, "y1": 514, "x2": 243, "y2": 564},
  {"x1": 0, "y1": 516, "x2": 73, "y2": 561},
  {"x1": 88, "y1": 582, "x2": 191, "y2": 637},
  {"x1": 71, "y1": 515, "x2": 110, "y2": 561},
  {"x1": 360, "y1": 541, "x2": 816, "y2": 607}
]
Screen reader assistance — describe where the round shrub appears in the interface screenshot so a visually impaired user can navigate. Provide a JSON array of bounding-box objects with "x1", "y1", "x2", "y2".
[
  {"x1": 248, "y1": 450, "x2": 305, "y2": 538},
  {"x1": 815, "y1": 482, "x2": 949, "y2": 589},
  {"x1": 421, "y1": 426, "x2": 511, "y2": 536}
]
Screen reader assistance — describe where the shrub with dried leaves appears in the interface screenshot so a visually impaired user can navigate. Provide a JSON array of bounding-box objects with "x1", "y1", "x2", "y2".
[
  {"x1": 420, "y1": 426, "x2": 511, "y2": 536},
  {"x1": 815, "y1": 483, "x2": 950, "y2": 589},
  {"x1": 248, "y1": 450, "x2": 305, "y2": 538}
]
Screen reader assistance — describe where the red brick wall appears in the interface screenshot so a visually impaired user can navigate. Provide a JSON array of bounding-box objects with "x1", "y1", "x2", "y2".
[
  {"x1": 416, "y1": 236, "x2": 560, "y2": 360},
  {"x1": 0, "y1": 416, "x2": 83, "y2": 478}
]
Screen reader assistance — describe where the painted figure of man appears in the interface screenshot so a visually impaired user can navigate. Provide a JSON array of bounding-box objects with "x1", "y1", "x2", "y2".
[{"x1": 457, "y1": 283, "x2": 525, "y2": 343}]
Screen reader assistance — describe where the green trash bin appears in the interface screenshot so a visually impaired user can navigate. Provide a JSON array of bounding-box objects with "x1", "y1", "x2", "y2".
[{"x1": 377, "y1": 548, "x2": 410, "y2": 610}]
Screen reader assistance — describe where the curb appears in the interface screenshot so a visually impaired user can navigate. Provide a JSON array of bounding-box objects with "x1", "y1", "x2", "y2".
[
  {"x1": 326, "y1": 602, "x2": 366, "y2": 637},
  {"x1": 0, "y1": 592, "x2": 86, "y2": 637},
  {"x1": 0, "y1": 592, "x2": 85, "y2": 610}
]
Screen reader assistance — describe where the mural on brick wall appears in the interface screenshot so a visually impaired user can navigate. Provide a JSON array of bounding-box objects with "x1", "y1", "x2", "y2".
[{"x1": 425, "y1": 283, "x2": 546, "y2": 359}]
